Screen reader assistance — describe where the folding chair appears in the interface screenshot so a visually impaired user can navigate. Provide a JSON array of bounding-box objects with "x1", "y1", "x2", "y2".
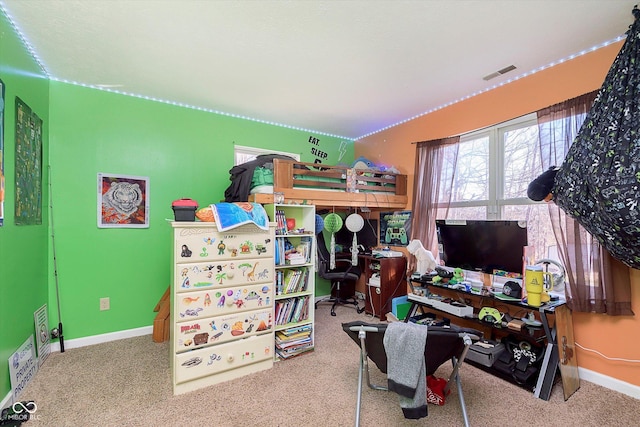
[{"x1": 342, "y1": 321, "x2": 480, "y2": 427}]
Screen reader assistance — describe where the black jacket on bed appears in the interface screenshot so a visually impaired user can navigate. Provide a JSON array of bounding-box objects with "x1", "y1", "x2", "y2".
[{"x1": 224, "y1": 154, "x2": 295, "y2": 202}]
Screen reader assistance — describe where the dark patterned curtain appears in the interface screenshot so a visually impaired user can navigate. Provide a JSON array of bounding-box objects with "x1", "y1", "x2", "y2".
[
  {"x1": 408, "y1": 136, "x2": 460, "y2": 273},
  {"x1": 537, "y1": 93, "x2": 633, "y2": 315},
  {"x1": 552, "y1": 6, "x2": 640, "y2": 272}
]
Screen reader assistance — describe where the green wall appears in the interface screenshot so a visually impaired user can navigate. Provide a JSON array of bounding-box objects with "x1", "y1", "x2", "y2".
[
  {"x1": 47, "y1": 82, "x2": 352, "y2": 341},
  {"x1": 0, "y1": 12, "x2": 50, "y2": 400},
  {"x1": 0, "y1": 10, "x2": 353, "y2": 402}
]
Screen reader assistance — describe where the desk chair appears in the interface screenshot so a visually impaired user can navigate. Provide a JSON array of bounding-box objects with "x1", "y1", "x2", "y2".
[
  {"x1": 315, "y1": 231, "x2": 364, "y2": 316},
  {"x1": 342, "y1": 321, "x2": 480, "y2": 427}
]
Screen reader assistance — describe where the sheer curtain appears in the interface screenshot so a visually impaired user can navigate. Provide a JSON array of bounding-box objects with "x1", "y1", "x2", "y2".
[
  {"x1": 536, "y1": 92, "x2": 633, "y2": 315},
  {"x1": 408, "y1": 136, "x2": 460, "y2": 273}
]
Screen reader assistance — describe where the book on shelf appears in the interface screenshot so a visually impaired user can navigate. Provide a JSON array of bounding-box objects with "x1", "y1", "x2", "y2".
[
  {"x1": 275, "y1": 338, "x2": 314, "y2": 359},
  {"x1": 274, "y1": 295, "x2": 310, "y2": 325},
  {"x1": 275, "y1": 324, "x2": 314, "y2": 359},
  {"x1": 285, "y1": 252, "x2": 306, "y2": 265},
  {"x1": 276, "y1": 337, "x2": 313, "y2": 351},
  {"x1": 274, "y1": 237, "x2": 281, "y2": 265},
  {"x1": 276, "y1": 268, "x2": 310, "y2": 295},
  {"x1": 276, "y1": 338, "x2": 312, "y2": 350},
  {"x1": 275, "y1": 209, "x2": 288, "y2": 235},
  {"x1": 290, "y1": 297, "x2": 303, "y2": 323},
  {"x1": 275, "y1": 332, "x2": 311, "y2": 345},
  {"x1": 276, "y1": 324, "x2": 312, "y2": 336},
  {"x1": 295, "y1": 236, "x2": 313, "y2": 263},
  {"x1": 276, "y1": 344, "x2": 314, "y2": 359},
  {"x1": 276, "y1": 331, "x2": 309, "y2": 341},
  {"x1": 275, "y1": 299, "x2": 290, "y2": 325}
]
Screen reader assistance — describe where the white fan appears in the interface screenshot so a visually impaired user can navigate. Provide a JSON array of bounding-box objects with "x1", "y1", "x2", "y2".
[{"x1": 535, "y1": 258, "x2": 566, "y2": 294}]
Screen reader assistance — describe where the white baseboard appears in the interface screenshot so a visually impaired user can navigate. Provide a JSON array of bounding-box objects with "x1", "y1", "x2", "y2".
[
  {"x1": 49, "y1": 325, "x2": 153, "y2": 353},
  {"x1": 578, "y1": 367, "x2": 640, "y2": 399},
  {"x1": 1, "y1": 391, "x2": 13, "y2": 412}
]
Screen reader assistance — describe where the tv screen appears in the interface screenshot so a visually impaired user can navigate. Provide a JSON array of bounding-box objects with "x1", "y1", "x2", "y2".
[
  {"x1": 435, "y1": 219, "x2": 528, "y2": 275},
  {"x1": 335, "y1": 218, "x2": 379, "y2": 252}
]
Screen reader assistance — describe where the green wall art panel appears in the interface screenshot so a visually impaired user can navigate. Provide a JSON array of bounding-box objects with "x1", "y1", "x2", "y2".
[{"x1": 14, "y1": 97, "x2": 43, "y2": 225}]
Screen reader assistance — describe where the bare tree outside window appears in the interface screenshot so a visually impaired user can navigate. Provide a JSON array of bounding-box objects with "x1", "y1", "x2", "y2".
[{"x1": 433, "y1": 114, "x2": 556, "y2": 265}]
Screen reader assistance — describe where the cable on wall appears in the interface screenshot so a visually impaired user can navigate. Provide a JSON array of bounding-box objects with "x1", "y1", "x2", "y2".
[{"x1": 574, "y1": 342, "x2": 640, "y2": 363}]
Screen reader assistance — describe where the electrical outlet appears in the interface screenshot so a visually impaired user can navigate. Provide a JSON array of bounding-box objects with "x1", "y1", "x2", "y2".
[{"x1": 100, "y1": 297, "x2": 110, "y2": 311}]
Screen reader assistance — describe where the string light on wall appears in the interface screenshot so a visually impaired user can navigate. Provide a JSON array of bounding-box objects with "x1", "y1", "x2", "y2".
[
  {"x1": 0, "y1": 2, "x2": 627, "y2": 142},
  {"x1": 0, "y1": 2, "x2": 49, "y2": 77},
  {"x1": 0, "y1": 3, "x2": 353, "y2": 141},
  {"x1": 356, "y1": 35, "x2": 627, "y2": 140}
]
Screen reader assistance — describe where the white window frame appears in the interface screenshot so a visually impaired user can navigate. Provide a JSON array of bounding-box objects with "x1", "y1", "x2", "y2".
[
  {"x1": 233, "y1": 145, "x2": 300, "y2": 166},
  {"x1": 442, "y1": 113, "x2": 539, "y2": 219}
]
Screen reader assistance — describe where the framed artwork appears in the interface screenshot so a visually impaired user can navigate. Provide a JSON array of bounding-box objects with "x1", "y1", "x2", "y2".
[
  {"x1": 0, "y1": 79, "x2": 4, "y2": 226},
  {"x1": 380, "y1": 210, "x2": 412, "y2": 246},
  {"x1": 98, "y1": 173, "x2": 149, "y2": 228},
  {"x1": 15, "y1": 97, "x2": 43, "y2": 226}
]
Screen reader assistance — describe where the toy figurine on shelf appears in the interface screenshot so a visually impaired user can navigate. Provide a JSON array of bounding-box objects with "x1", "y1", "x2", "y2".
[
  {"x1": 406, "y1": 239, "x2": 437, "y2": 275},
  {"x1": 449, "y1": 268, "x2": 464, "y2": 285}
]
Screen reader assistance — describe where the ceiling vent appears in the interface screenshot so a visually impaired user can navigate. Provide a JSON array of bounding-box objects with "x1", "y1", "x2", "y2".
[{"x1": 483, "y1": 65, "x2": 517, "y2": 81}]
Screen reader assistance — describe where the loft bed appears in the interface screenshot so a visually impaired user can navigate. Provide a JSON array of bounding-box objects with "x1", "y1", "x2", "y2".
[{"x1": 247, "y1": 158, "x2": 408, "y2": 209}]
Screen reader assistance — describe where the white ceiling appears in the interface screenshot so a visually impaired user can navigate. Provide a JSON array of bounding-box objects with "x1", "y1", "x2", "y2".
[{"x1": 1, "y1": 0, "x2": 636, "y2": 140}]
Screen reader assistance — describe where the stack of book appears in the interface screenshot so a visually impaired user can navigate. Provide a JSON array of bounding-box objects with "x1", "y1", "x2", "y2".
[
  {"x1": 275, "y1": 209, "x2": 288, "y2": 235},
  {"x1": 275, "y1": 236, "x2": 313, "y2": 266},
  {"x1": 294, "y1": 236, "x2": 312, "y2": 262},
  {"x1": 274, "y1": 295, "x2": 310, "y2": 325},
  {"x1": 275, "y1": 268, "x2": 310, "y2": 295},
  {"x1": 285, "y1": 251, "x2": 306, "y2": 265},
  {"x1": 275, "y1": 324, "x2": 313, "y2": 359}
]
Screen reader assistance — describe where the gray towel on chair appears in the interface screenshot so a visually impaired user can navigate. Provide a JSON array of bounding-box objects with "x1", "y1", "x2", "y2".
[{"x1": 383, "y1": 321, "x2": 428, "y2": 419}]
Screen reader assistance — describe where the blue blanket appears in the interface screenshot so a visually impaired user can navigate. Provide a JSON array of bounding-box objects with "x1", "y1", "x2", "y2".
[{"x1": 211, "y1": 202, "x2": 269, "y2": 232}]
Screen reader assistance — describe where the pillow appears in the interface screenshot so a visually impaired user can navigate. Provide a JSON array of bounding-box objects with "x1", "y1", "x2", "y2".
[{"x1": 195, "y1": 207, "x2": 215, "y2": 222}]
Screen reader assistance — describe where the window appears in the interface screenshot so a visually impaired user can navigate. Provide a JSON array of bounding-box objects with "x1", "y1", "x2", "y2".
[
  {"x1": 234, "y1": 145, "x2": 299, "y2": 166},
  {"x1": 435, "y1": 114, "x2": 556, "y2": 265}
]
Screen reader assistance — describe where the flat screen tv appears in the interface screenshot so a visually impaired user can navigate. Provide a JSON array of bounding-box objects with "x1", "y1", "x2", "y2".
[
  {"x1": 335, "y1": 218, "x2": 379, "y2": 252},
  {"x1": 435, "y1": 219, "x2": 528, "y2": 275}
]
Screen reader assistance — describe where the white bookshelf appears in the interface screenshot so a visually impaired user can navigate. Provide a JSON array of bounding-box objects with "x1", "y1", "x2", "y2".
[{"x1": 264, "y1": 203, "x2": 316, "y2": 360}]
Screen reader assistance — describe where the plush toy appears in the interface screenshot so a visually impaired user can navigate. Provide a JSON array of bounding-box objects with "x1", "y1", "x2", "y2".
[
  {"x1": 351, "y1": 156, "x2": 376, "y2": 170},
  {"x1": 406, "y1": 239, "x2": 437, "y2": 275},
  {"x1": 450, "y1": 268, "x2": 464, "y2": 285}
]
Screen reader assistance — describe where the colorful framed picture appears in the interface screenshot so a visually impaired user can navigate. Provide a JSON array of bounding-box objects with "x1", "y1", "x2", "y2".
[{"x1": 98, "y1": 173, "x2": 149, "y2": 228}]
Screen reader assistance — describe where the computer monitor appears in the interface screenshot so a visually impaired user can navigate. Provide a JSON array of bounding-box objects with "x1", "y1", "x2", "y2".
[{"x1": 435, "y1": 219, "x2": 528, "y2": 275}]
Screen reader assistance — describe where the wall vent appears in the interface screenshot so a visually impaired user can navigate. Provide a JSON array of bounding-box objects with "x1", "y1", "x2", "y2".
[{"x1": 483, "y1": 64, "x2": 517, "y2": 81}]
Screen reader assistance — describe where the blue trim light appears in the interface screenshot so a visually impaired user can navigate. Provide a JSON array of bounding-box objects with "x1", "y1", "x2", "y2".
[
  {"x1": 0, "y1": 2, "x2": 352, "y2": 140},
  {"x1": 355, "y1": 35, "x2": 626, "y2": 140},
  {"x1": 0, "y1": 2, "x2": 49, "y2": 77},
  {"x1": 0, "y1": 3, "x2": 626, "y2": 142},
  {"x1": 49, "y1": 78, "x2": 353, "y2": 140}
]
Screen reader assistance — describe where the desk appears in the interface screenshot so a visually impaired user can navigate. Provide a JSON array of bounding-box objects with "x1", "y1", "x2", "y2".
[
  {"x1": 406, "y1": 278, "x2": 580, "y2": 401},
  {"x1": 357, "y1": 255, "x2": 407, "y2": 320}
]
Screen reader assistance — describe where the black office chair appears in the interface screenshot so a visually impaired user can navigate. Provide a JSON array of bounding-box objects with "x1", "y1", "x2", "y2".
[
  {"x1": 342, "y1": 321, "x2": 480, "y2": 427},
  {"x1": 315, "y1": 231, "x2": 364, "y2": 316}
]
